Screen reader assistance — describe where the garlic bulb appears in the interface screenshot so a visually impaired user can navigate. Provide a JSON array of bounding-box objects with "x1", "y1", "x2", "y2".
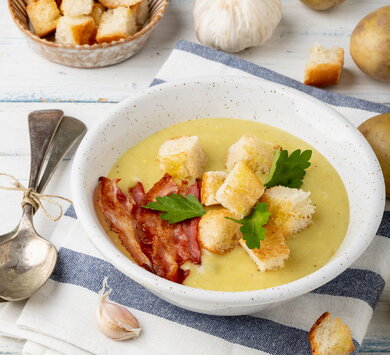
[
  {"x1": 193, "y1": 0, "x2": 282, "y2": 53},
  {"x1": 96, "y1": 278, "x2": 141, "y2": 341}
]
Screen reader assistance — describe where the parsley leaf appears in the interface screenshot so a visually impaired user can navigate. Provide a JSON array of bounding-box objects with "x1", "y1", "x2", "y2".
[
  {"x1": 143, "y1": 194, "x2": 206, "y2": 224},
  {"x1": 226, "y1": 202, "x2": 271, "y2": 249},
  {"x1": 264, "y1": 149, "x2": 312, "y2": 189}
]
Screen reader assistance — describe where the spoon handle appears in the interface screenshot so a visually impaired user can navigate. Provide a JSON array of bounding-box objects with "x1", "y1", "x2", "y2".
[
  {"x1": 36, "y1": 116, "x2": 87, "y2": 193},
  {"x1": 27, "y1": 110, "x2": 64, "y2": 190}
]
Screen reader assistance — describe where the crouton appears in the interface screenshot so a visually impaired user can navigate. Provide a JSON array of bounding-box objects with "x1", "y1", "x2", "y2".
[
  {"x1": 98, "y1": 0, "x2": 141, "y2": 8},
  {"x1": 309, "y1": 312, "x2": 354, "y2": 355},
  {"x1": 158, "y1": 136, "x2": 206, "y2": 181},
  {"x1": 55, "y1": 15, "x2": 97, "y2": 45},
  {"x1": 91, "y1": 3, "x2": 105, "y2": 25},
  {"x1": 198, "y1": 208, "x2": 242, "y2": 254},
  {"x1": 132, "y1": 0, "x2": 149, "y2": 27},
  {"x1": 261, "y1": 186, "x2": 315, "y2": 236},
  {"x1": 26, "y1": 0, "x2": 60, "y2": 38},
  {"x1": 201, "y1": 171, "x2": 226, "y2": 206},
  {"x1": 216, "y1": 161, "x2": 265, "y2": 217},
  {"x1": 239, "y1": 226, "x2": 289, "y2": 271},
  {"x1": 60, "y1": 0, "x2": 94, "y2": 16},
  {"x1": 304, "y1": 45, "x2": 344, "y2": 87},
  {"x1": 226, "y1": 135, "x2": 281, "y2": 174},
  {"x1": 96, "y1": 7, "x2": 137, "y2": 44}
]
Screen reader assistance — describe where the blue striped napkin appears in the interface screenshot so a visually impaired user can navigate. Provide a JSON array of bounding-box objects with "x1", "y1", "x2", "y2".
[{"x1": 0, "y1": 40, "x2": 389, "y2": 355}]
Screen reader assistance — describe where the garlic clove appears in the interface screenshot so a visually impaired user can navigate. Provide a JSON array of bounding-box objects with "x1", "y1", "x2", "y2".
[{"x1": 96, "y1": 278, "x2": 141, "y2": 341}]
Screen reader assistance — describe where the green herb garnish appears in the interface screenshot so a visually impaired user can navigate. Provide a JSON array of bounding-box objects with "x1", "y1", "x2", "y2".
[
  {"x1": 264, "y1": 149, "x2": 312, "y2": 189},
  {"x1": 226, "y1": 202, "x2": 270, "y2": 249},
  {"x1": 143, "y1": 194, "x2": 206, "y2": 224}
]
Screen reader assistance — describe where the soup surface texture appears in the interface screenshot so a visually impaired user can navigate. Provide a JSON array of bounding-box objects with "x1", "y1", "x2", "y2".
[{"x1": 107, "y1": 118, "x2": 349, "y2": 291}]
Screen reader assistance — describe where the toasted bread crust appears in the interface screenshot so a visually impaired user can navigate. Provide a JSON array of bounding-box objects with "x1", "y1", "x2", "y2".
[
  {"x1": 309, "y1": 312, "x2": 355, "y2": 355},
  {"x1": 309, "y1": 312, "x2": 331, "y2": 343},
  {"x1": 72, "y1": 18, "x2": 97, "y2": 45},
  {"x1": 304, "y1": 63, "x2": 343, "y2": 87},
  {"x1": 304, "y1": 46, "x2": 344, "y2": 87}
]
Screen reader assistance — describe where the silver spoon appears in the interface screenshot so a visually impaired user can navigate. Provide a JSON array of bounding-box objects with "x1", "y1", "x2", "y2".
[{"x1": 0, "y1": 112, "x2": 86, "y2": 301}]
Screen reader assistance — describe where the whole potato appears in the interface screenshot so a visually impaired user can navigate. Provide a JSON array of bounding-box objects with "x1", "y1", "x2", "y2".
[
  {"x1": 300, "y1": 0, "x2": 345, "y2": 11},
  {"x1": 358, "y1": 114, "x2": 390, "y2": 198},
  {"x1": 350, "y1": 6, "x2": 390, "y2": 82}
]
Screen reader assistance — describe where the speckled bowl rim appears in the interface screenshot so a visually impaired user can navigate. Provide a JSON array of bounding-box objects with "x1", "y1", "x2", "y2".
[
  {"x1": 71, "y1": 76, "x2": 385, "y2": 307},
  {"x1": 8, "y1": 0, "x2": 169, "y2": 50}
]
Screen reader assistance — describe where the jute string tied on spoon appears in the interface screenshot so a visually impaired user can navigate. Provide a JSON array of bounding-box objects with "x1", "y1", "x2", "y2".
[{"x1": 0, "y1": 172, "x2": 73, "y2": 221}]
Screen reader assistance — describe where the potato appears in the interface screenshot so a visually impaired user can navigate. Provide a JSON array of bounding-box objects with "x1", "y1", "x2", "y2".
[
  {"x1": 299, "y1": 0, "x2": 345, "y2": 11},
  {"x1": 358, "y1": 114, "x2": 390, "y2": 198},
  {"x1": 350, "y1": 6, "x2": 390, "y2": 82}
]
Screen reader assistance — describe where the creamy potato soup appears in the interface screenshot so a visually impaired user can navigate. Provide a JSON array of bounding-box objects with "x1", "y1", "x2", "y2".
[{"x1": 106, "y1": 118, "x2": 349, "y2": 292}]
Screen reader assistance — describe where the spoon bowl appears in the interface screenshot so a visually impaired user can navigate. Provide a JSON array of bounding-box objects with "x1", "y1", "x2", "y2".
[{"x1": 0, "y1": 206, "x2": 57, "y2": 301}]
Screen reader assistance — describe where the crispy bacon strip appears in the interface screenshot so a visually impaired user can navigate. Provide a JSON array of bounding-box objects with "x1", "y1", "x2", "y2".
[
  {"x1": 130, "y1": 182, "x2": 146, "y2": 206},
  {"x1": 145, "y1": 173, "x2": 179, "y2": 202},
  {"x1": 97, "y1": 175, "x2": 202, "y2": 284},
  {"x1": 175, "y1": 180, "x2": 201, "y2": 264},
  {"x1": 96, "y1": 177, "x2": 152, "y2": 271}
]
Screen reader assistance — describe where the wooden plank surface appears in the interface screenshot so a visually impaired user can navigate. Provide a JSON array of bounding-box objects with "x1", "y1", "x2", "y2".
[
  {"x1": 1, "y1": 0, "x2": 390, "y2": 103},
  {"x1": 1, "y1": 0, "x2": 390, "y2": 352}
]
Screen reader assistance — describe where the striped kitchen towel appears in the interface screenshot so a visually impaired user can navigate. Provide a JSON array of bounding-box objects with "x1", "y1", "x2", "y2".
[{"x1": 0, "y1": 40, "x2": 389, "y2": 355}]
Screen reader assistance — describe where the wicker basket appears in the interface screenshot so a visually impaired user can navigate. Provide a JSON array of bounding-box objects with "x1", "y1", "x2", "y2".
[{"x1": 8, "y1": 0, "x2": 169, "y2": 68}]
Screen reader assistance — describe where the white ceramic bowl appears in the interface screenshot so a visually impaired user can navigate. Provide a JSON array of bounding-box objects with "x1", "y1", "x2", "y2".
[{"x1": 71, "y1": 77, "x2": 385, "y2": 316}]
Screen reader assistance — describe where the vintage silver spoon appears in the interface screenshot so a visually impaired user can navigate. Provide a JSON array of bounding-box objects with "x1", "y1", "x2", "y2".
[{"x1": 0, "y1": 111, "x2": 86, "y2": 301}]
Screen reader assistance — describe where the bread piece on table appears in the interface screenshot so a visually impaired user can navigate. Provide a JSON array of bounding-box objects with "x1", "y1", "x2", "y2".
[
  {"x1": 55, "y1": 15, "x2": 97, "y2": 45},
  {"x1": 201, "y1": 171, "x2": 226, "y2": 206},
  {"x1": 198, "y1": 208, "x2": 242, "y2": 254},
  {"x1": 91, "y1": 2, "x2": 105, "y2": 25},
  {"x1": 216, "y1": 161, "x2": 265, "y2": 218},
  {"x1": 239, "y1": 226, "x2": 289, "y2": 271},
  {"x1": 226, "y1": 135, "x2": 281, "y2": 174},
  {"x1": 309, "y1": 312, "x2": 354, "y2": 355},
  {"x1": 60, "y1": 0, "x2": 94, "y2": 16},
  {"x1": 99, "y1": 0, "x2": 141, "y2": 8},
  {"x1": 26, "y1": 0, "x2": 60, "y2": 37},
  {"x1": 132, "y1": 0, "x2": 149, "y2": 27},
  {"x1": 96, "y1": 7, "x2": 137, "y2": 43},
  {"x1": 158, "y1": 136, "x2": 206, "y2": 181},
  {"x1": 261, "y1": 186, "x2": 315, "y2": 237},
  {"x1": 304, "y1": 45, "x2": 344, "y2": 87}
]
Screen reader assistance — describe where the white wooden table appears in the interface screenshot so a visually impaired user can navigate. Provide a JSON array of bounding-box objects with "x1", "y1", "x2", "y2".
[{"x1": 0, "y1": 0, "x2": 389, "y2": 353}]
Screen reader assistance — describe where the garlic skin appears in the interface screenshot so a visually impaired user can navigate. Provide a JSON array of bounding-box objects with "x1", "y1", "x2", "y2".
[
  {"x1": 96, "y1": 278, "x2": 141, "y2": 341},
  {"x1": 193, "y1": 0, "x2": 282, "y2": 53}
]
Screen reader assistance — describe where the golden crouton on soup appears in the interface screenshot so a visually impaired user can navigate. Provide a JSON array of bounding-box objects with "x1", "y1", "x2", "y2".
[
  {"x1": 226, "y1": 135, "x2": 281, "y2": 174},
  {"x1": 216, "y1": 161, "x2": 265, "y2": 218},
  {"x1": 239, "y1": 226, "x2": 290, "y2": 272},
  {"x1": 158, "y1": 136, "x2": 206, "y2": 181},
  {"x1": 261, "y1": 186, "x2": 315, "y2": 236},
  {"x1": 201, "y1": 171, "x2": 226, "y2": 206},
  {"x1": 198, "y1": 209, "x2": 242, "y2": 254}
]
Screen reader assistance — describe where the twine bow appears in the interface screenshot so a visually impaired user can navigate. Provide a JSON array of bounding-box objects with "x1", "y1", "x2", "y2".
[{"x1": 0, "y1": 172, "x2": 73, "y2": 221}]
